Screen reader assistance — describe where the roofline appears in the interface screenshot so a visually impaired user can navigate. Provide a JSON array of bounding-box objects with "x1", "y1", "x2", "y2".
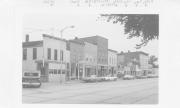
[
  {"x1": 68, "y1": 40, "x2": 85, "y2": 45},
  {"x1": 42, "y1": 34, "x2": 67, "y2": 42},
  {"x1": 80, "y1": 35, "x2": 108, "y2": 40},
  {"x1": 108, "y1": 49, "x2": 118, "y2": 53},
  {"x1": 22, "y1": 41, "x2": 43, "y2": 48},
  {"x1": 117, "y1": 51, "x2": 149, "y2": 56}
]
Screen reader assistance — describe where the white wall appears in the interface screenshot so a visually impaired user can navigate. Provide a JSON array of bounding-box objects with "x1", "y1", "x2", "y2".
[
  {"x1": 43, "y1": 36, "x2": 66, "y2": 62},
  {"x1": 108, "y1": 50, "x2": 117, "y2": 67},
  {"x1": 22, "y1": 47, "x2": 43, "y2": 73},
  {"x1": 43, "y1": 36, "x2": 67, "y2": 70},
  {"x1": 139, "y1": 54, "x2": 149, "y2": 70}
]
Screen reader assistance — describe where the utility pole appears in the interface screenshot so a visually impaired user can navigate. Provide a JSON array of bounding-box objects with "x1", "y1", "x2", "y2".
[{"x1": 60, "y1": 25, "x2": 75, "y2": 83}]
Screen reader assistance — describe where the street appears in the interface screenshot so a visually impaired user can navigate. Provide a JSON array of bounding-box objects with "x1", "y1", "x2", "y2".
[{"x1": 22, "y1": 78, "x2": 158, "y2": 104}]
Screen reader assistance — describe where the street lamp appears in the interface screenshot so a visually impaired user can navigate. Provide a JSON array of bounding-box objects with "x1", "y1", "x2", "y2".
[{"x1": 60, "y1": 25, "x2": 75, "y2": 39}]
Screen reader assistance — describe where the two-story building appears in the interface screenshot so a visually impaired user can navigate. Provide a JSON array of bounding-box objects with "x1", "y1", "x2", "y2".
[
  {"x1": 117, "y1": 51, "x2": 149, "y2": 76},
  {"x1": 67, "y1": 37, "x2": 85, "y2": 80},
  {"x1": 80, "y1": 36, "x2": 108, "y2": 77},
  {"x1": 67, "y1": 37, "x2": 98, "y2": 79},
  {"x1": 83, "y1": 41, "x2": 97, "y2": 77},
  {"x1": 22, "y1": 34, "x2": 68, "y2": 82},
  {"x1": 108, "y1": 49, "x2": 118, "y2": 76}
]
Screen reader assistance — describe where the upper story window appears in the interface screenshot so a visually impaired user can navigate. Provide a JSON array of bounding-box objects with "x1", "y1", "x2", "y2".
[
  {"x1": 33, "y1": 48, "x2": 37, "y2": 60},
  {"x1": 23, "y1": 48, "x2": 27, "y2": 60},
  {"x1": 54, "y1": 49, "x2": 57, "y2": 60},
  {"x1": 47, "y1": 48, "x2": 51, "y2": 60},
  {"x1": 60, "y1": 50, "x2": 64, "y2": 61},
  {"x1": 67, "y1": 63, "x2": 70, "y2": 69}
]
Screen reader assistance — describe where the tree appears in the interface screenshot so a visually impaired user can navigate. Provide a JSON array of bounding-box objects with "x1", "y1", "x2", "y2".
[
  {"x1": 148, "y1": 55, "x2": 158, "y2": 68},
  {"x1": 100, "y1": 14, "x2": 159, "y2": 49}
]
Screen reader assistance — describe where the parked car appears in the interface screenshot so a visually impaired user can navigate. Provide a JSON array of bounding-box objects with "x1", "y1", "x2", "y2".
[
  {"x1": 117, "y1": 71, "x2": 124, "y2": 78},
  {"x1": 22, "y1": 71, "x2": 41, "y2": 88},
  {"x1": 147, "y1": 74, "x2": 158, "y2": 78},
  {"x1": 123, "y1": 75, "x2": 135, "y2": 80},
  {"x1": 81, "y1": 75, "x2": 97, "y2": 83},
  {"x1": 103, "y1": 76, "x2": 118, "y2": 81},
  {"x1": 136, "y1": 75, "x2": 148, "y2": 79}
]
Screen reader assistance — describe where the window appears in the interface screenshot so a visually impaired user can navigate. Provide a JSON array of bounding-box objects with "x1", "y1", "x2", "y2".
[
  {"x1": 62, "y1": 70, "x2": 65, "y2": 74},
  {"x1": 54, "y1": 69, "x2": 57, "y2": 74},
  {"x1": 54, "y1": 49, "x2": 57, "y2": 60},
  {"x1": 49, "y1": 69, "x2": 53, "y2": 74},
  {"x1": 23, "y1": 48, "x2": 27, "y2": 60},
  {"x1": 33, "y1": 48, "x2": 37, "y2": 60},
  {"x1": 60, "y1": 50, "x2": 64, "y2": 61},
  {"x1": 58, "y1": 70, "x2": 61, "y2": 74},
  {"x1": 47, "y1": 48, "x2": 51, "y2": 60},
  {"x1": 67, "y1": 63, "x2": 70, "y2": 69}
]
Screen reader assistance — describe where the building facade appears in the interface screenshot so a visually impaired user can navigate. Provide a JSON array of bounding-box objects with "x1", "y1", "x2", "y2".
[
  {"x1": 108, "y1": 49, "x2": 117, "y2": 76},
  {"x1": 67, "y1": 37, "x2": 98, "y2": 79},
  {"x1": 81, "y1": 36, "x2": 108, "y2": 77},
  {"x1": 22, "y1": 34, "x2": 68, "y2": 82},
  {"x1": 67, "y1": 38, "x2": 85, "y2": 80},
  {"x1": 117, "y1": 51, "x2": 149, "y2": 76},
  {"x1": 83, "y1": 41, "x2": 97, "y2": 77}
]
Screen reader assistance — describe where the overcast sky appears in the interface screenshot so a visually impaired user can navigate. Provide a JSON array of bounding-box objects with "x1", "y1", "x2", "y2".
[{"x1": 23, "y1": 13, "x2": 158, "y2": 57}]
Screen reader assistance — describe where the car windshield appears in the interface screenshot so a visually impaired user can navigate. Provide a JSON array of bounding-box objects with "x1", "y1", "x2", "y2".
[{"x1": 24, "y1": 72, "x2": 39, "y2": 77}]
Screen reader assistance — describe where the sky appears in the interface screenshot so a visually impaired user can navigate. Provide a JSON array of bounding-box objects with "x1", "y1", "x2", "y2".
[{"x1": 23, "y1": 13, "x2": 158, "y2": 57}]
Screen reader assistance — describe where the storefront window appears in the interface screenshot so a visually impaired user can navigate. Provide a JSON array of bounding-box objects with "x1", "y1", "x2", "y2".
[
  {"x1": 23, "y1": 48, "x2": 27, "y2": 60},
  {"x1": 54, "y1": 69, "x2": 57, "y2": 74},
  {"x1": 58, "y1": 70, "x2": 61, "y2": 74}
]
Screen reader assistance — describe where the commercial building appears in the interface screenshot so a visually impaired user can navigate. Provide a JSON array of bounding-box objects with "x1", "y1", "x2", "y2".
[
  {"x1": 117, "y1": 51, "x2": 149, "y2": 76},
  {"x1": 108, "y1": 49, "x2": 118, "y2": 76},
  {"x1": 81, "y1": 36, "x2": 108, "y2": 77},
  {"x1": 83, "y1": 41, "x2": 97, "y2": 77},
  {"x1": 22, "y1": 34, "x2": 69, "y2": 82},
  {"x1": 67, "y1": 37, "x2": 97, "y2": 79},
  {"x1": 67, "y1": 37, "x2": 85, "y2": 80}
]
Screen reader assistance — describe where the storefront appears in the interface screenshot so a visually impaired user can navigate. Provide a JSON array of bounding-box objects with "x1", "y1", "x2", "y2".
[
  {"x1": 97, "y1": 65, "x2": 108, "y2": 77},
  {"x1": 84, "y1": 65, "x2": 96, "y2": 77},
  {"x1": 108, "y1": 66, "x2": 117, "y2": 76},
  {"x1": 36, "y1": 60, "x2": 66, "y2": 82}
]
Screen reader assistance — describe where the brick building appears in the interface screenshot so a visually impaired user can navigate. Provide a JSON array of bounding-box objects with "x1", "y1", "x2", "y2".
[
  {"x1": 81, "y1": 36, "x2": 108, "y2": 77},
  {"x1": 67, "y1": 37, "x2": 97, "y2": 79},
  {"x1": 117, "y1": 51, "x2": 149, "y2": 76},
  {"x1": 67, "y1": 37, "x2": 85, "y2": 79},
  {"x1": 108, "y1": 49, "x2": 118, "y2": 76}
]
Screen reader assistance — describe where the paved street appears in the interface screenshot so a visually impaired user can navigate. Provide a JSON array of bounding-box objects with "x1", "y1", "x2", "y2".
[{"x1": 22, "y1": 78, "x2": 158, "y2": 104}]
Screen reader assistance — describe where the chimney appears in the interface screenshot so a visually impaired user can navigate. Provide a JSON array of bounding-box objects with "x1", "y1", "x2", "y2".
[
  {"x1": 25, "y1": 34, "x2": 29, "y2": 42},
  {"x1": 128, "y1": 50, "x2": 130, "y2": 53}
]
